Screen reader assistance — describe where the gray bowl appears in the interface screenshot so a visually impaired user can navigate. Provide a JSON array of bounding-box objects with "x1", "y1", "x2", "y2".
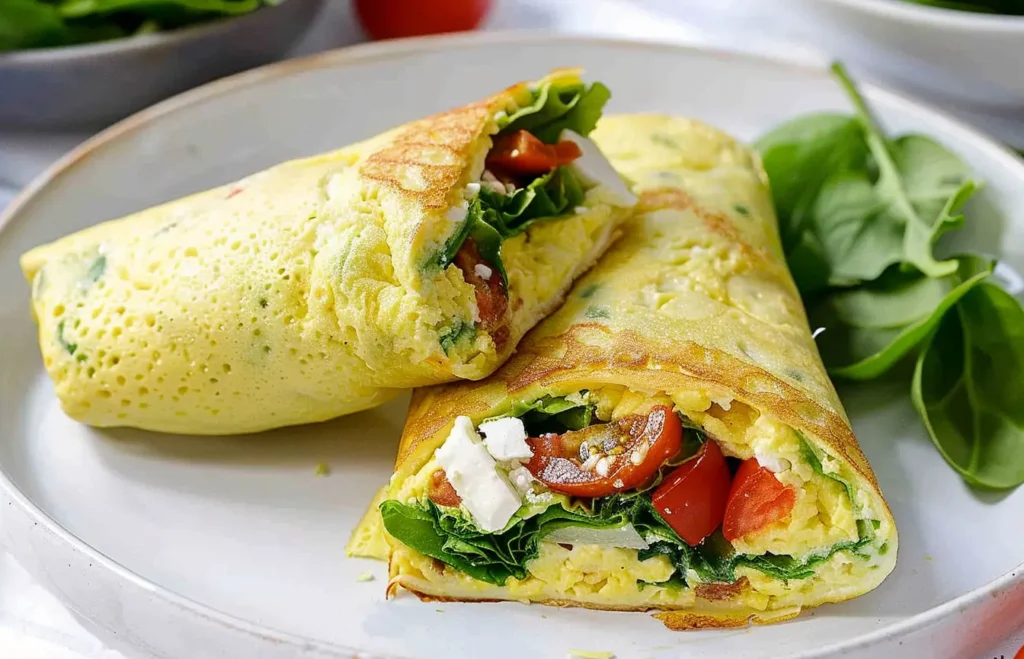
[{"x1": 0, "y1": 0, "x2": 327, "y2": 130}]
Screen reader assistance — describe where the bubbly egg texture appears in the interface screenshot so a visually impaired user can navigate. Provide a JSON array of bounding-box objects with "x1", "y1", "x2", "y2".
[{"x1": 20, "y1": 70, "x2": 629, "y2": 435}]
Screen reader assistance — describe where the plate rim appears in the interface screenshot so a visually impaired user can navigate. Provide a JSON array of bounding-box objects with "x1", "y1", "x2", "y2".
[{"x1": 2, "y1": 30, "x2": 1023, "y2": 658}]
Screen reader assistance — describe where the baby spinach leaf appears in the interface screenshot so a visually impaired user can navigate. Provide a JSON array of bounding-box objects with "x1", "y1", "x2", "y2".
[
  {"x1": 755, "y1": 114, "x2": 869, "y2": 258},
  {"x1": 832, "y1": 62, "x2": 967, "y2": 281},
  {"x1": 487, "y1": 393, "x2": 597, "y2": 435},
  {"x1": 434, "y1": 166, "x2": 585, "y2": 288},
  {"x1": 811, "y1": 255, "x2": 994, "y2": 379},
  {"x1": 0, "y1": 0, "x2": 67, "y2": 50},
  {"x1": 912, "y1": 282, "x2": 1024, "y2": 489}
]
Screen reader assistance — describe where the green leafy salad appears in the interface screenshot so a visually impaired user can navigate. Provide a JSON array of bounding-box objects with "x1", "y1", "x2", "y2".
[
  {"x1": 901, "y1": 0, "x2": 1024, "y2": 14},
  {"x1": 757, "y1": 63, "x2": 1024, "y2": 490},
  {"x1": 0, "y1": 0, "x2": 279, "y2": 52}
]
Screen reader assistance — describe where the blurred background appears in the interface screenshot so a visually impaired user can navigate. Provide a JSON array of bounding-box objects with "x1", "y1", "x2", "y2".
[{"x1": 0, "y1": 0, "x2": 1022, "y2": 656}]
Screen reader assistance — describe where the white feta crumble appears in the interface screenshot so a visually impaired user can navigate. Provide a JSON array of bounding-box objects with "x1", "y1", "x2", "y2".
[
  {"x1": 508, "y1": 466, "x2": 537, "y2": 495},
  {"x1": 436, "y1": 416, "x2": 521, "y2": 532},
  {"x1": 574, "y1": 206, "x2": 589, "y2": 215},
  {"x1": 559, "y1": 129, "x2": 638, "y2": 208},
  {"x1": 478, "y1": 417, "x2": 533, "y2": 461},
  {"x1": 474, "y1": 263, "x2": 493, "y2": 280},
  {"x1": 446, "y1": 203, "x2": 468, "y2": 224},
  {"x1": 465, "y1": 182, "x2": 481, "y2": 198},
  {"x1": 754, "y1": 447, "x2": 791, "y2": 474}
]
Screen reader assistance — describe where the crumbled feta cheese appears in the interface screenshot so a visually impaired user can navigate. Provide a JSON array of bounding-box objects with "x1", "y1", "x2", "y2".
[
  {"x1": 474, "y1": 263, "x2": 493, "y2": 280},
  {"x1": 446, "y1": 203, "x2": 468, "y2": 223},
  {"x1": 436, "y1": 416, "x2": 522, "y2": 532},
  {"x1": 595, "y1": 456, "x2": 612, "y2": 477},
  {"x1": 754, "y1": 447, "x2": 791, "y2": 474},
  {"x1": 574, "y1": 206, "x2": 589, "y2": 215},
  {"x1": 508, "y1": 466, "x2": 537, "y2": 495},
  {"x1": 465, "y1": 182, "x2": 481, "y2": 198},
  {"x1": 481, "y1": 170, "x2": 506, "y2": 195},
  {"x1": 478, "y1": 417, "x2": 533, "y2": 461},
  {"x1": 560, "y1": 129, "x2": 638, "y2": 208}
]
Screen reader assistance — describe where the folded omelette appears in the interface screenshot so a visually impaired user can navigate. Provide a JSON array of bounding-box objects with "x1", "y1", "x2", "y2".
[
  {"x1": 368, "y1": 115, "x2": 898, "y2": 628},
  {"x1": 21, "y1": 69, "x2": 635, "y2": 435}
]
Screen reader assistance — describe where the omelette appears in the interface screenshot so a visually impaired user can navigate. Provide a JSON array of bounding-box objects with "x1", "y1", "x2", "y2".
[
  {"x1": 363, "y1": 115, "x2": 898, "y2": 628},
  {"x1": 21, "y1": 69, "x2": 635, "y2": 435}
]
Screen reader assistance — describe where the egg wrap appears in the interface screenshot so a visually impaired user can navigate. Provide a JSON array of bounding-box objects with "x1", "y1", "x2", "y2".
[
  {"x1": 21, "y1": 69, "x2": 629, "y2": 435},
  {"x1": 377, "y1": 115, "x2": 897, "y2": 628}
]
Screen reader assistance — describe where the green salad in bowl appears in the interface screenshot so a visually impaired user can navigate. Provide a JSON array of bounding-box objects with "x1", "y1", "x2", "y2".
[
  {"x1": 902, "y1": 0, "x2": 1024, "y2": 14},
  {"x1": 1, "y1": 0, "x2": 281, "y2": 52}
]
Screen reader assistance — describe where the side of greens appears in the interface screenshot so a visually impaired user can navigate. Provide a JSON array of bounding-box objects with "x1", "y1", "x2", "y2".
[
  {"x1": 757, "y1": 62, "x2": 1024, "y2": 489},
  {"x1": 1, "y1": 0, "x2": 275, "y2": 52}
]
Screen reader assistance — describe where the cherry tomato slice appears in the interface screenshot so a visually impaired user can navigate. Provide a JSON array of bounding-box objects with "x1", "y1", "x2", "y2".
[
  {"x1": 651, "y1": 440, "x2": 732, "y2": 546},
  {"x1": 525, "y1": 405, "x2": 682, "y2": 497},
  {"x1": 428, "y1": 469, "x2": 461, "y2": 507},
  {"x1": 354, "y1": 0, "x2": 491, "y2": 41},
  {"x1": 453, "y1": 237, "x2": 509, "y2": 350},
  {"x1": 1015, "y1": 643, "x2": 1024, "y2": 659},
  {"x1": 723, "y1": 458, "x2": 797, "y2": 542},
  {"x1": 485, "y1": 130, "x2": 583, "y2": 177}
]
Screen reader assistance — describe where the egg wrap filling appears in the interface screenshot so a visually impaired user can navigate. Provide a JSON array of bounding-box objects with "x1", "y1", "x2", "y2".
[
  {"x1": 364, "y1": 115, "x2": 897, "y2": 627},
  {"x1": 20, "y1": 69, "x2": 632, "y2": 435}
]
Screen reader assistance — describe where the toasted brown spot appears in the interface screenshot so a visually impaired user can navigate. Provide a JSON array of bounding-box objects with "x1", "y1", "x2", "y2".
[
  {"x1": 695, "y1": 577, "x2": 748, "y2": 602},
  {"x1": 654, "y1": 611, "x2": 750, "y2": 631}
]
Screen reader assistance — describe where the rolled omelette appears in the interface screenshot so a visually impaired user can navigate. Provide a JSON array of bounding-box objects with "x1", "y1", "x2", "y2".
[
  {"x1": 21, "y1": 69, "x2": 636, "y2": 435},
  {"x1": 366, "y1": 115, "x2": 897, "y2": 628}
]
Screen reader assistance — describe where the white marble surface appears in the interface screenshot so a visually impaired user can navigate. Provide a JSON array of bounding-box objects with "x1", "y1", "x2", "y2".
[{"x1": 0, "y1": 1, "x2": 1020, "y2": 657}]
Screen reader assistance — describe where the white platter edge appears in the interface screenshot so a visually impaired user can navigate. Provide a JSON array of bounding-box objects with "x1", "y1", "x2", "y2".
[{"x1": 0, "y1": 31, "x2": 1023, "y2": 659}]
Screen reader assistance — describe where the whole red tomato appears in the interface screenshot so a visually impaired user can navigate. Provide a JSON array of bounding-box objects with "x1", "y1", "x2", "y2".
[{"x1": 354, "y1": 0, "x2": 491, "y2": 40}]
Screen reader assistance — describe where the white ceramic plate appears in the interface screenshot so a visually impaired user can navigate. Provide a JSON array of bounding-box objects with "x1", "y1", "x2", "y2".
[{"x1": 1, "y1": 33, "x2": 1023, "y2": 659}]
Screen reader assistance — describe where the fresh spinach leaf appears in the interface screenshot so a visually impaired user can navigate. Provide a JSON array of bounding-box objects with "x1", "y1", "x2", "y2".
[
  {"x1": 379, "y1": 499, "x2": 629, "y2": 587},
  {"x1": 756, "y1": 114, "x2": 869, "y2": 259},
  {"x1": 912, "y1": 282, "x2": 1024, "y2": 489},
  {"x1": 831, "y1": 62, "x2": 968, "y2": 281},
  {"x1": 760, "y1": 64, "x2": 977, "y2": 293},
  {"x1": 811, "y1": 255, "x2": 994, "y2": 379},
  {"x1": 488, "y1": 393, "x2": 597, "y2": 435},
  {"x1": 0, "y1": 0, "x2": 67, "y2": 50},
  {"x1": 435, "y1": 166, "x2": 586, "y2": 287}
]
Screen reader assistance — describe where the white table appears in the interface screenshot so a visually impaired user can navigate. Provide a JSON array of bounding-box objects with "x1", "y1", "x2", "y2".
[{"x1": 1, "y1": 1, "x2": 1021, "y2": 657}]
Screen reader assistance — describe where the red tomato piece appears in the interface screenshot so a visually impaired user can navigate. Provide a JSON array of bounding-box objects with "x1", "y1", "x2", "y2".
[
  {"x1": 525, "y1": 405, "x2": 682, "y2": 497},
  {"x1": 485, "y1": 130, "x2": 583, "y2": 177},
  {"x1": 723, "y1": 458, "x2": 797, "y2": 542},
  {"x1": 428, "y1": 469, "x2": 461, "y2": 507},
  {"x1": 651, "y1": 440, "x2": 732, "y2": 546},
  {"x1": 453, "y1": 237, "x2": 509, "y2": 349},
  {"x1": 354, "y1": 0, "x2": 491, "y2": 41},
  {"x1": 1016, "y1": 644, "x2": 1024, "y2": 659}
]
